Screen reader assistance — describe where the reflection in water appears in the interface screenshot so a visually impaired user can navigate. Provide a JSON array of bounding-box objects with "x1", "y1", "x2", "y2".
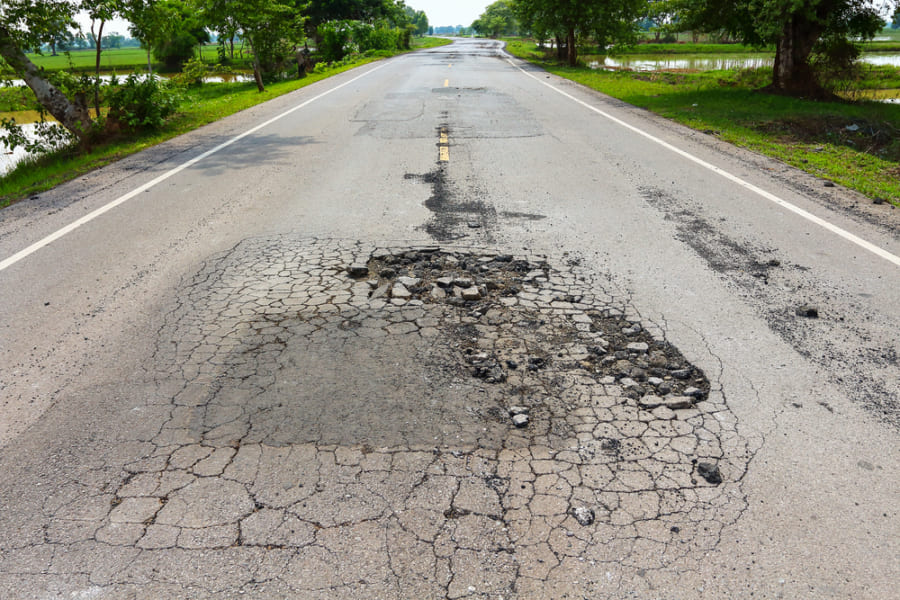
[
  {"x1": 0, "y1": 122, "x2": 72, "y2": 177},
  {"x1": 593, "y1": 53, "x2": 900, "y2": 72}
]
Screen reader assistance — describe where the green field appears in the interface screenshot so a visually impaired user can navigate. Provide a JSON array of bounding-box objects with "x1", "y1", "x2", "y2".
[{"x1": 505, "y1": 38, "x2": 900, "y2": 205}]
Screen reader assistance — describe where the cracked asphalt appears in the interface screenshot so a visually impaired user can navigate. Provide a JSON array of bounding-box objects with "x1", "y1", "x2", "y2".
[{"x1": 0, "y1": 39, "x2": 897, "y2": 598}]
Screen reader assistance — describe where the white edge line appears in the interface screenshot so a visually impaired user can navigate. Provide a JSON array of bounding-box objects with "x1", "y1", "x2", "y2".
[
  {"x1": 507, "y1": 57, "x2": 900, "y2": 268},
  {"x1": 0, "y1": 61, "x2": 391, "y2": 273}
]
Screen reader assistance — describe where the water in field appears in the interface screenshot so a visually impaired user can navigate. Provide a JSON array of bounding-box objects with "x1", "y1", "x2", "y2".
[
  {"x1": 592, "y1": 53, "x2": 900, "y2": 71},
  {"x1": 0, "y1": 122, "x2": 68, "y2": 177}
]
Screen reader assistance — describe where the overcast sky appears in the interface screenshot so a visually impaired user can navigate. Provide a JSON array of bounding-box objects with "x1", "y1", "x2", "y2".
[{"x1": 74, "y1": 1, "x2": 491, "y2": 35}]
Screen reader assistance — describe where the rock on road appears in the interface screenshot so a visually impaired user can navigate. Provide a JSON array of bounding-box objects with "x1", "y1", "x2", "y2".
[{"x1": 0, "y1": 39, "x2": 897, "y2": 599}]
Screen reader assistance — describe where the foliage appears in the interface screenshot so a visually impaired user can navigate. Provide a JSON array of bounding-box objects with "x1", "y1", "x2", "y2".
[
  {"x1": 317, "y1": 19, "x2": 413, "y2": 62},
  {"x1": 149, "y1": 0, "x2": 210, "y2": 69},
  {"x1": 0, "y1": 117, "x2": 75, "y2": 154},
  {"x1": 104, "y1": 73, "x2": 179, "y2": 132},
  {"x1": 169, "y1": 56, "x2": 207, "y2": 86},
  {"x1": 198, "y1": 0, "x2": 307, "y2": 89},
  {"x1": 473, "y1": 1, "x2": 519, "y2": 38},
  {"x1": 512, "y1": 0, "x2": 645, "y2": 64},
  {"x1": 668, "y1": 0, "x2": 895, "y2": 95}
]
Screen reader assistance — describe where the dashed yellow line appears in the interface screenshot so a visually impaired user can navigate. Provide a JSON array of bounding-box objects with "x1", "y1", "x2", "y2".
[{"x1": 439, "y1": 127, "x2": 450, "y2": 162}]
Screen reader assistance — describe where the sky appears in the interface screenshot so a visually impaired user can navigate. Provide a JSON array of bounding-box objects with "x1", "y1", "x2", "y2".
[
  {"x1": 408, "y1": 0, "x2": 491, "y2": 27},
  {"x1": 73, "y1": 1, "x2": 492, "y2": 35}
]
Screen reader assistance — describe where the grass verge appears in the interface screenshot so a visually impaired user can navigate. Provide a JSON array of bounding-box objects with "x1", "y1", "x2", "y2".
[
  {"x1": 0, "y1": 37, "x2": 451, "y2": 206},
  {"x1": 505, "y1": 39, "x2": 900, "y2": 205}
]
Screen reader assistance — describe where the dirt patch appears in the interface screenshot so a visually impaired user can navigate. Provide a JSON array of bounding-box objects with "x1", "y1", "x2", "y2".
[{"x1": 756, "y1": 116, "x2": 900, "y2": 159}]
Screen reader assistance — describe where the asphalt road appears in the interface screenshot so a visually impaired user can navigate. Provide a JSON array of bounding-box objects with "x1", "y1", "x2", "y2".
[{"x1": 0, "y1": 38, "x2": 897, "y2": 599}]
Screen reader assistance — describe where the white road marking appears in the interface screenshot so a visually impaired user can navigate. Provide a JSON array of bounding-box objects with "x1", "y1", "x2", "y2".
[
  {"x1": 508, "y1": 58, "x2": 900, "y2": 268},
  {"x1": 0, "y1": 62, "x2": 391, "y2": 273}
]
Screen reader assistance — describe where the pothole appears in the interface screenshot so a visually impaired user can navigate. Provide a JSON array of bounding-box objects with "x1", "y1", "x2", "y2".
[{"x1": 135, "y1": 237, "x2": 753, "y2": 588}]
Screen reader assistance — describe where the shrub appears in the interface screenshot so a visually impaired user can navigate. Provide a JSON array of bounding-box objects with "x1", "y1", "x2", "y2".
[{"x1": 104, "y1": 74, "x2": 180, "y2": 133}]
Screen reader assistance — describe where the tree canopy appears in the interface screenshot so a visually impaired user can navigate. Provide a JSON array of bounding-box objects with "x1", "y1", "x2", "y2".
[
  {"x1": 513, "y1": 0, "x2": 645, "y2": 65},
  {"x1": 670, "y1": 0, "x2": 894, "y2": 96},
  {"x1": 472, "y1": 1, "x2": 519, "y2": 38}
]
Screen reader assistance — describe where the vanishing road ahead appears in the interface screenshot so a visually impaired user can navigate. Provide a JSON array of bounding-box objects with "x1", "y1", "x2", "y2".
[{"x1": 1, "y1": 39, "x2": 898, "y2": 599}]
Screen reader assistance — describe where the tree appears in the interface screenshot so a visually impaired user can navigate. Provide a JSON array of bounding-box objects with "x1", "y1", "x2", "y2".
[
  {"x1": 670, "y1": 0, "x2": 894, "y2": 97},
  {"x1": 414, "y1": 10, "x2": 429, "y2": 36},
  {"x1": 892, "y1": 6, "x2": 900, "y2": 27},
  {"x1": 0, "y1": 1, "x2": 94, "y2": 143},
  {"x1": 83, "y1": 0, "x2": 121, "y2": 117},
  {"x1": 473, "y1": 1, "x2": 518, "y2": 38},
  {"x1": 643, "y1": 0, "x2": 677, "y2": 42},
  {"x1": 150, "y1": 0, "x2": 209, "y2": 69},
  {"x1": 513, "y1": 0, "x2": 644, "y2": 65},
  {"x1": 125, "y1": 0, "x2": 168, "y2": 73},
  {"x1": 199, "y1": 0, "x2": 307, "y2": 91}
]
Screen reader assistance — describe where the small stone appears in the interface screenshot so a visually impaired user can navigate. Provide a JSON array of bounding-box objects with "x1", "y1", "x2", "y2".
[
  {"x1": 430, "y1": 285, "x2": 447, "y2": 299},
  {"x1": 671, "y1": 368, "x2": 691, "y2": 380},
  {"x1": 366, "y1": 279, "x2": 379, "y2": 289},
  {"x1": 392, "y1": 283, "x2": 412, "y2": 299},
  {"x1": 683, "y1": 387, "x2": 704, "y2": 398},
  {"x1": 397, "y1": 276, "x2": 421, "y2": 287},
  {"x1": 697, "y1": 462, "x2": 722, "y2": 485},
  {"x1": 467, "y1": 221, "x2": 482, "y2": 228},
  {"x1": 648, "y1": 351, "x2": 668, "y2": 368},
  {"x1": 435, "y1": 277, "x2": 454, "y2": 288},
  {"x1": 379, "y1": 267, "x2": 396, "y2": 278},
  {"x1": 347, "y1": 264, "x2": 369, "y2": 278},
  {"x1": 370, "y1": 283, "x2": 390, "y2": 300},
  {"x1": 647, "y1": 377, "x2": 664, "y2": 387},
  {"x1": 508, "y1": 406, "x2": 529, "y2": 416},
  {"x1": 461, "y1": 286, "x2": 482, "y2": 301},
  {"x1": 663, "y1": 396, "x2": 695, "y2": 410},
  {"x1": 627, "y1": 342, "x2": 649, "y2": 353},
  {"x1": 796, "y1": 304, "x2": 819, "y2": 318},
  {"x1": 511, "y1": 414, "x2": 529, "y2": 428},
  {"x1": 453, "y1": 277, "x2": 474, "y2": 287},
  {"x1": 572, "y1": 506, "x2": 595, "y2": 526},
  {"x1": 638, "y1": 395, "x2": 663, "y2": 409},
  {"x1": 824, "y1": 181, "x2": 835, "y2": 188}
]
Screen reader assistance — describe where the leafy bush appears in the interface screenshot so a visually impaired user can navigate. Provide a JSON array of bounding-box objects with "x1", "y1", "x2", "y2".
[
  {"x1": 318, "y1": 21, "x2": 352, "y2": 62},
  {"x1": 104, "y1": 74, "x2": 180, "y2": 133},
  {"x1": 170, "y1": 57, "x2": 208, "y2": 87}
]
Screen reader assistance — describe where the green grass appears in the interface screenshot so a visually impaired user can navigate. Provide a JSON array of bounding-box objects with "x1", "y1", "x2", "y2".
[
  {"x1": 0, "y1": 37, "x2": 453, "y2": 205},
  {"x1": 20, "y1": 47, "x2": 154, "y2": 73},
  {"x1": 505, "y1": 39, "x2": 900, "y2": 205}
]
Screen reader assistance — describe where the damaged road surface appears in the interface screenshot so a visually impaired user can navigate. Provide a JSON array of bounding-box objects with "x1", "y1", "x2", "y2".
[
  {"x1": 0, "y1": 39, "x2": 898, "y2": 599},
  {"x1": 1, "y1": 240, "x2": 750, "y2": 598}
]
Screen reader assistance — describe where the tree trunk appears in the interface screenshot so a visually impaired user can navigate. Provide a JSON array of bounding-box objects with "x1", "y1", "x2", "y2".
[
  {"x1": 0, "y1": 25, "x2": 92, "y2": 142},
  {"x1": 247, "y1": 37, "x2": 265, "y2": 92},
  {"x1": 555, "y1": 35, "x2": 565, "y2": 61},
  {"x1": 92, "y1": 19, "x2": 105, "y2": 119},
  {"x1": 566, "y1": 27, "x2": 577, "y2": 67},
  {"x1": 146, "y1": 47, "x2": 153, "y2": 75},
  {"x1": 771, "y1": 16, "x2": 823, "y2": 97}
]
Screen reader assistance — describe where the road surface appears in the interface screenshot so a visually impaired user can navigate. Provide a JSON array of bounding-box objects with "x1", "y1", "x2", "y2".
[{"x1": 0, "y1": 38, "x2": 897, "y2": 599}]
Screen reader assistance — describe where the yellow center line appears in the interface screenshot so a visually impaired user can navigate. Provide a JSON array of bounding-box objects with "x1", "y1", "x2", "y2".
[
  {"x1": 444, "y1": 79, "x2": 449, "y2": 87},
  {"x1": 439, "y1": 127, "x2": 450, "y2": 162}
]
